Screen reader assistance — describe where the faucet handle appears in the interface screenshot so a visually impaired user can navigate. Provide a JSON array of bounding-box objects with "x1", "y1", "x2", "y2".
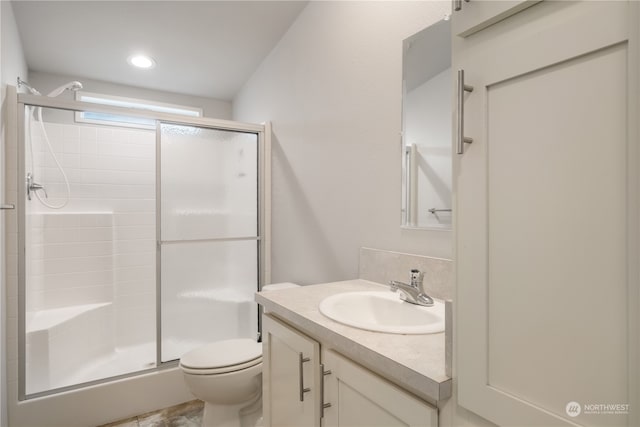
[{"x1": 410, "y1": 269, "x2": 424, "y2": 288}]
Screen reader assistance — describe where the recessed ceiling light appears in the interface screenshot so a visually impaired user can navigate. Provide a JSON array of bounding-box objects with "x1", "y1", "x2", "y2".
[{"x1": 128, "y1": 54, "x2": 156, "y2": 69}]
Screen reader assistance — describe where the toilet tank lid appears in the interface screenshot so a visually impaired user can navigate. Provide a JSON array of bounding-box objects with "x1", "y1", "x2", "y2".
[{"x1": 180, "y1": 338, "x2": 262, "y2": 369}]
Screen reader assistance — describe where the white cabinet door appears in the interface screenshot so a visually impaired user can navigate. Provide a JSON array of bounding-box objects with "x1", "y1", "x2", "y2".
[
  {"x1": 455, "y1": 1, "x2": 638, "y2": 426},
  {"x1": 262, "y1": 314, "x2": 321, "y2": 427},
  {"x1": 322, "y1": 350, "x2": 437, "y2": 427},
  {"x1": 451, "y1": 0, "x2": 540, "y2": 38}
]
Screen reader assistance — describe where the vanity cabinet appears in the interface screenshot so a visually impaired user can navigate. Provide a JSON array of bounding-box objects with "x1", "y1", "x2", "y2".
[
  {"x1": 262, "y1": 314, "x2": 438, "y2": 427},
  {"x1": 455, "y1": 1, "x2": 638, "y2": 426},
  {"x1": 262, "y1": 314, "x2": 321, "y2": 427}
]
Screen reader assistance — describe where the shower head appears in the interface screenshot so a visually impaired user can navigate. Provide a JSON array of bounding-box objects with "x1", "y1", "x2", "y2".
[{"x1": 47, "y1": 81, "x2": 83, "y2": 97}]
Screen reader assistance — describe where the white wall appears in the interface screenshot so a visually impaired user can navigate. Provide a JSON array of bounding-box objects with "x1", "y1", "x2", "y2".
[
  {"x1": 233, "y1": 1, "x2": 453, "y2": 286},
  {"x1": 0, "y1": 1, "x2": 27, "y2": 425},
  {"x1": 28, "y1": 71, "x2": 232, "y2": 120}
]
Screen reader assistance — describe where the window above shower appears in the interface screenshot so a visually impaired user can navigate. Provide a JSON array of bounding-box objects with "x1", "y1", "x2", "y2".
[{"x1": 75, "y1": 92, "x2": 203, "y2": 129}]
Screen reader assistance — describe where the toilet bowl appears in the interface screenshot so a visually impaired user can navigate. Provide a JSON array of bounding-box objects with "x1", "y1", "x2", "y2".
[
  {"x1": 179, "y1": 282, "x2": 299, "y2": 427},
  {"x1": 180, "y1": 338, "x2": 263, "y2": 427}
]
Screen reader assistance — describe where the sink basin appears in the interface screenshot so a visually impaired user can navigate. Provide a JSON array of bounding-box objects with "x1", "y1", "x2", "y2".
[{"x1": 318, "y1": 291, "x2": 445, "y2": 334}]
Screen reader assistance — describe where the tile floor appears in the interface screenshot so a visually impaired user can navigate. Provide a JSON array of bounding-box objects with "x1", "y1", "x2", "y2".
[{"x1": 98, "y1": 400, "x2": 204, "y2": 427}]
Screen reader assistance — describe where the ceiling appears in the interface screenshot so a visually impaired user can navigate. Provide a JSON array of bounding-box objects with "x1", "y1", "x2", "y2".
[{"x1": 11, "y1": 1, "x2": 308, "y2": 101}]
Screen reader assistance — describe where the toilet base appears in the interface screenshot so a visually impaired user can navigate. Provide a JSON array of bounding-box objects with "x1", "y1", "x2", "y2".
[{"x1": 201, "y1": 390, "x2": 262, "y2": 427}]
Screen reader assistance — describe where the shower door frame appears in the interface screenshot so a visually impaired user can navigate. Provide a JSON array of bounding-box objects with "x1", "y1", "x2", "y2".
[{"x1": 15, "y1": 93, "x2": 271, "y2": 400}]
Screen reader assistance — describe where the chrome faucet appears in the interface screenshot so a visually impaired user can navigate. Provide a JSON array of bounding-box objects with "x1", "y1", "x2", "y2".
[{"x1": 389, "y1": 269, "x2": 434, "y2": 307}]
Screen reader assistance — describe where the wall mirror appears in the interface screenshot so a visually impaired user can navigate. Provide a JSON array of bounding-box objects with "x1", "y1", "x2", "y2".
[{"x1": 401, "y1": 19, "x2": 452, "y2": 230}]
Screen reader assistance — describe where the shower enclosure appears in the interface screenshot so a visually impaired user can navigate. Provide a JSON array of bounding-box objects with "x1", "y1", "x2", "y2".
[{"x1": 14, "y1": 92, "x2": 269, "y2": 400}]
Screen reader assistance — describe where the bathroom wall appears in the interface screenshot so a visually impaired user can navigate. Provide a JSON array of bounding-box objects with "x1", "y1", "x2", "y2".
[
  {"x1": 1, "y1": 1, "x2": 28, "y2": 424},
  {"x1": 28, "y1": 71, "x2": 233, "y2": 120},
  {"x1": 234, "y1": 3, "x2": 495, "y2": 427},
  {"x1": 233, "y1": 1, "x2": 453, "y2": 286}
]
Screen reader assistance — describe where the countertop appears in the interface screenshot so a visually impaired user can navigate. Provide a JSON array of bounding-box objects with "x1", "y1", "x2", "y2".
[{"x1": 255, "y1": 279, "x2": 452, "y2": 405}]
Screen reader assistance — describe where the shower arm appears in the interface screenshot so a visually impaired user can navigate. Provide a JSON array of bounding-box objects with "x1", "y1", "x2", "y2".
[{"x1": 17, "y1": 77, "x2": 41, "y2": 95}]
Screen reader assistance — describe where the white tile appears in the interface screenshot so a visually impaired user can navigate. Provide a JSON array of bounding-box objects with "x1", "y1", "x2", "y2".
[
  {"x1": 63, "y1": 139, "x2": 80, "y2": 153},
  {"x1": 114, "y1": 213, "x2": 155, "y2": 227},
  {"x1": 42, "y1": 241, "x2": 113, "y2": 259},
  {"x1": 113, "y1": 128, "x2": 133, "y2": 143},
  {"x1": 97, "y1": 127, "x2": 114, "y2": 142},
  {"x1": 112, "y1": 199, "x2": 155, "y2": 213},
  {"x1": 61, "y1": 153, "x2": 81, "y2": 168},
  {"x1": 79, "y1": 154, "x2": 102, "y2": 170},
  {"x1": 79, "y1": 139, "x2": 98, "y2": 155},
  {"x1": 115, "y1": 279, "x2": 155, "y2": 296},
  {"x1": 115, "y1": 291, "x2": 155, "y2": 309},
  {"x1": 42, "y1": 270, "x2": 113, "y2": 289},
  {"x1": 62, "y1": 124, "x2": 80, "y2": 140},
  {"x1": 114, "y1": 225, "x2": 156, "y2": 240},
  {"x1": 125, "y1": 184, "x2": 155, "y2": 199},
  {"x1": 115, "y1": 253, "x2": 155, "y2": 268},
  {"x1": 43, "y1": 255, "x2": 113, "y2": 275},
  {"x1": 114, "y1": 239, "x2": 155, "y2": 254},
  {"x1": 115, "y1": 266, "x2": 155, "y2": 282},
  {"x1": 79, "y1": 125, "x2": 98, "y2": 142}
]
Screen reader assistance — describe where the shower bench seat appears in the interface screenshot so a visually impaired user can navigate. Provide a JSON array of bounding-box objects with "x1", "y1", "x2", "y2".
[{"x1": 25, "y1": 302, "x2": 115, "y2": 394}]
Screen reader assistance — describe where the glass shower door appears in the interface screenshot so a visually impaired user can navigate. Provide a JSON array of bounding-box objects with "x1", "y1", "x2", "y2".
[
  {"x1": 159, "y1": 123, "x2": 259, "y2": 362},
  {"x1": 21, "y1": 105, "x2": 158, "y2": 396}
]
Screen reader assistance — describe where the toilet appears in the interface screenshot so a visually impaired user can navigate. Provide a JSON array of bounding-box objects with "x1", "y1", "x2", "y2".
[{"x1": 179, "y1": 283, "x2": 299, "y2": 427}]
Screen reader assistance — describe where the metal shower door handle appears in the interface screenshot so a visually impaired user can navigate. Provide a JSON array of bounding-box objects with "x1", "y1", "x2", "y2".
[{"x1": 457, "y1": 69, "x2": 474, "y2": 155}]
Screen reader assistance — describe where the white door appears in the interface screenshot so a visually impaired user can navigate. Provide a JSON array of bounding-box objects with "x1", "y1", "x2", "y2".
[
  {"x1": 322, "y1": 350, "x2": 437, "y2": 427},
  {"x1": 262, "y1": 314, "x2": 321, "y2": 427},
  {"x1": 455, "y1": 1, "x2": 638, "y2": 426}
]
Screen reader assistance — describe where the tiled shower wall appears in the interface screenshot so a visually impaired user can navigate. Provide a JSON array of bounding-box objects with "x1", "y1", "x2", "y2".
[
  {"x1": 27, "y1": 212, "x2": 115, "y2": 312},
  {"x1": 28, "y1": 117, "x2": 156, "y2": 347}
]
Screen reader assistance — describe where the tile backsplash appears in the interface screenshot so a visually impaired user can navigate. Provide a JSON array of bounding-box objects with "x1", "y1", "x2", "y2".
[{"x1": 359, "y1": 247, "x2": 452, "y2": 301}]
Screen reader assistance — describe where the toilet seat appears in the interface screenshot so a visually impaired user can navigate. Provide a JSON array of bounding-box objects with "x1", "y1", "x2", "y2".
[{"x1": 180, "y1": 338, "x2": 262, "y2": 375}]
